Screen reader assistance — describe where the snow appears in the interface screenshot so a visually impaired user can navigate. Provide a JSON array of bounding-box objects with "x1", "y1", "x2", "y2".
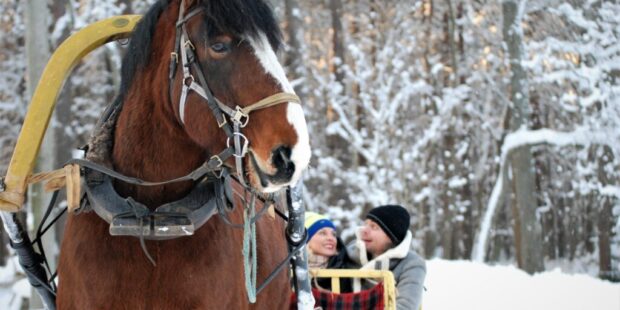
[
  {"x1": 424, "y1": 259, "x2": 620, "y2": 310},
  {"x1": 0, "y1": 257, "x2": 29, "y2": 310}
]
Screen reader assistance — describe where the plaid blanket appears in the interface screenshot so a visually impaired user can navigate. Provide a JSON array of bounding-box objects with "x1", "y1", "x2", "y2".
[{"x1": 290, "y1": 282, "x2": 385, "y2": 310}]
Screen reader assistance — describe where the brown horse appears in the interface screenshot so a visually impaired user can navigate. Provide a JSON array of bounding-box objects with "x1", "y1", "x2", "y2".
[{"x1": 57, "y1": 0, "x2": 310, "y2": 308}]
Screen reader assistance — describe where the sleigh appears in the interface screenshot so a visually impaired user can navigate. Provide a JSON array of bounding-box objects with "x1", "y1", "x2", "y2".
[{"x1": 291, "y1": 269, "x2": 397, "y2": 310}]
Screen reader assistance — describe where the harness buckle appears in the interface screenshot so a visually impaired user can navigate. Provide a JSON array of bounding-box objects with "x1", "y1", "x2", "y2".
[
  {"x1": 231, "y1": 106, "x2": 249, "y2": 127},
  {"x1": 184, "y1": 39, "x2": 195, "y2": 50},
  {"x1": 209, "y1": 155, "x2": 224, "y2": 168},
  {"x1": 212, "y1": 168, "x2": 224, "y2": 179},
  {"x1": 170, "y1": 52, "x2": 178, "y2": 63},
  {"x1": 217, "y1": 115, "x2": 228, "y2": 128}
]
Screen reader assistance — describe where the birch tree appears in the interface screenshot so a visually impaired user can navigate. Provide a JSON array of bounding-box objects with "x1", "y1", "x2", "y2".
[{"x1": 500, "y1": 0, "x2": 544, "y2": 273}]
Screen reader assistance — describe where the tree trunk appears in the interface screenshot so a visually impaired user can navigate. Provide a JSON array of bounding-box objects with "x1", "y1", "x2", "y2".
[
  {"x1": 598, "y1": 197, "x2": 614, "y2": 280},
  {"x1": 509, "y1": 172, "x2": 523, "y2": 268},
  {"x1": 25, "y1": 1, "x2": 54, "y2": 308},
  {"x1": 327, "y1": 0, "x2": 346, "y2": 151},
  {"x1": 283, "y1": 0, "x2": 305, "y2": 97},
  {"x1": 597, "y1": 146, "x2": 616, "y2": 281},
  {"x1": 441, "y1": 132, "x2": 456, "y2": 258},
  {"x1": 445, "y1": 0, "x2": 457, "y2": 87},
  {"x1": 330, "y1": 0, "x2": 345, "y2": 86},
  {"x1": 502, "y1": 0, "x2": 544, "y2": 274}
]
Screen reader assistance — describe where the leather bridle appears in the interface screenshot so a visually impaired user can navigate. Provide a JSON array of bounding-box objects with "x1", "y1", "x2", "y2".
[{"x1": 168, "y1": 0, "x2": 300, "y2": 187}]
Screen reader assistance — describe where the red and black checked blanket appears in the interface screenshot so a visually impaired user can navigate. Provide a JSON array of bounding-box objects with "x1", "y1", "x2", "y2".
[{"x1": 290, "y1": 282, "x2": 385, "y2": 310}]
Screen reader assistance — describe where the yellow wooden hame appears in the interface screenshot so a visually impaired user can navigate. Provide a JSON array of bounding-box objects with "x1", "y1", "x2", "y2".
[{"x1": 0, "y1": 15, "x2": 141, "y2": 212}]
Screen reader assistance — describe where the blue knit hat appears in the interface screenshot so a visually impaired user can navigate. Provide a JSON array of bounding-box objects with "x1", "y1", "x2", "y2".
[{"x1": 304, "y1": 212, "x2": 336, "y2": 241}]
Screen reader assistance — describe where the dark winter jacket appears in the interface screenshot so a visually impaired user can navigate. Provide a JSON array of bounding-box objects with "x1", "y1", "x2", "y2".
[{"x1": 348, "y1": 230, "x2": 426, "y2": 310}]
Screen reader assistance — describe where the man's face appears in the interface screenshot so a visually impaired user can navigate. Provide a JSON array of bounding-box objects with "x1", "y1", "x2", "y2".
[{"x1": 360, "y1": 219, "x2": 393, "y2": 257}]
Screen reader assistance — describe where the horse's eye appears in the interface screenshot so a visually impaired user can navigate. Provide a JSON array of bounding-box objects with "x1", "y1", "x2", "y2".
[{"x1": 210, "y1": 42, "x2": 230, "y2": 53}]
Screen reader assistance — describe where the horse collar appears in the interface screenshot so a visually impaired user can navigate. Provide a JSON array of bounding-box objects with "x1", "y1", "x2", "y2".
[{"x1": 82, "y1": 170, "x2": 226, "y2": 240}]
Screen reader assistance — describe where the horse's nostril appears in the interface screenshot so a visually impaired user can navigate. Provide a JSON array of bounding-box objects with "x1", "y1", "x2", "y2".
[
  {"x1": 272, "y1": 146, "x2": 292, "y2": 166},
  {"x1": 271, "y1": 146, "x2": 295, "y2": 181}
]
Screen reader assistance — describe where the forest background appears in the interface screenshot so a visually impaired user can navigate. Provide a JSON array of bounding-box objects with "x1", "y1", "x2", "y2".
[{"x1": 0, "y1": 0, "x2": 618, "y2": 284}]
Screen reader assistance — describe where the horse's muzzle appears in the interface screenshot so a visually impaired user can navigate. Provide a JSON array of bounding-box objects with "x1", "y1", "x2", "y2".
[{"x1": 249, "y1": 147, "x2": 296, "y2": 192}]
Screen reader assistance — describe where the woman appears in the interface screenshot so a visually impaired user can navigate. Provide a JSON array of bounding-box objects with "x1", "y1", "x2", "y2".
[
  {"x1": 305, "y1": 212, "x2": 338, "y2": 269},
  {"x1": 348, "y1": 205, "x2": 426, "y2": 310},
  {"x1": 304, "y1": 212, "x2": 353, "y2": 292}
]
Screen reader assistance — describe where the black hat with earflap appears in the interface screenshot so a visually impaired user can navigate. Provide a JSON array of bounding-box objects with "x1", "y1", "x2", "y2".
[{"x1": 366, "y1": 204, "x2": 410, "y2": 245}]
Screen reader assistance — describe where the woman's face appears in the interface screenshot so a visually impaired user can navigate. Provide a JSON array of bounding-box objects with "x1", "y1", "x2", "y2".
[
  {"x1": 308, "y1": 227, "x2": 338, "y2": 257},
  {"x1": 360, "y1": 219, "x2": 393, "y2": 257}
]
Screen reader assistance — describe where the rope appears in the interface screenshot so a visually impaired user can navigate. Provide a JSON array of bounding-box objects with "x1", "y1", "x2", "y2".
[{"x1": 242, "y1": 194, "x2": 258, "y2": 303}]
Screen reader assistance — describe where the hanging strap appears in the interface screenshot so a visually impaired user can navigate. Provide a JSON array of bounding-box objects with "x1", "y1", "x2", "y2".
[{"x1": 242, "y1": 195, "x2": 258, "y2": 303}]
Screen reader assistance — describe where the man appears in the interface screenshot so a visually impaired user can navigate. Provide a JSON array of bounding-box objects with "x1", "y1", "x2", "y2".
[{"x1": 349, "y1": 205, "x2": 426, "y2": 310}]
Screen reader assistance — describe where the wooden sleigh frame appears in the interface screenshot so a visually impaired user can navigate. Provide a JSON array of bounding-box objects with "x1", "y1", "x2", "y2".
[
  {"x1": 0, "y1": 15, "x2": 141, "y2": 212},
  {"x1": 310, "y1": 269, "x2": 397, "y2": 310}
]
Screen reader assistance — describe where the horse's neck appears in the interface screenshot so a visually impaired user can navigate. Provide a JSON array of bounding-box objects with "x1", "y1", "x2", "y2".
[{"x1": 112, "y1": 96, "x2": 204, "y2": 207}]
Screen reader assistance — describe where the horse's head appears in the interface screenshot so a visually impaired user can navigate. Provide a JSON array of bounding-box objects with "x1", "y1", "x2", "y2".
[{"x1": 168, "y1": 0, "x2": 310, "y2": 193}]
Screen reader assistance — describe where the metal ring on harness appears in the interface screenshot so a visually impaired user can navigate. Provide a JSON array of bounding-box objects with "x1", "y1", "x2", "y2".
[{"x1": 226, "y1": 132, "x2": 249, "y2": 158}]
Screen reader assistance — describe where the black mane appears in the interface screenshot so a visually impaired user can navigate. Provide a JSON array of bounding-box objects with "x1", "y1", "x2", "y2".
[
  {"x1": 117, "y1": 0, "x2": 282, "y2": 101},
  {"x1": 118, "y1": 0, "x2": 169, "y2": 100},
  {"x1": 201, "y1": 0, "x2": 283, "y2": 50}
]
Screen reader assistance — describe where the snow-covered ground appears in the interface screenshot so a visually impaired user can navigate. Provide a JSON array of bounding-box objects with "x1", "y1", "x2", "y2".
[
  {"x1": 425, "y1": 259, "x2": 620, "y2": 310},
  {"x1": 0, "y1": 258, "x2": 618, "y2": 309},
  {"x1": 0, "y1": 257, "x2": 29, "y2": 310}
]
